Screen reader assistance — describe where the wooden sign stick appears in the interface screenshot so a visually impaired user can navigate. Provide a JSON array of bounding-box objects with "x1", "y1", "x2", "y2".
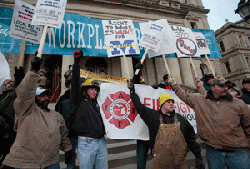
[
  {"x1": 205, "y1": 54, "x2": 216, "y2": 78},
  {"x1": 17, "y1": 40, "x2": 26, "y2": 68},
  {"x1": 135, "y1": 48, "x2": 149, "y2": 75},
  {"x1": 189, "y1": 56, "x2": 197, "y2": 77},
  {"x1": 37, "y1": 25, "x2": 49, "y2": 58},
  {"x1": 123, "y1": 55, "x2": 131, "y2": 79},
  {"x1": 162, "y1": 54, "x2": 171, "y2": 75}
]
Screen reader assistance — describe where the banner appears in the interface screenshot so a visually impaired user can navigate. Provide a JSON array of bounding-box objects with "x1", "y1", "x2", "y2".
[
  {"x1": 102, "y1": 19, "x2": 140, "y2": 57},
  {"x1": 169, "y1": 26, "x2": 200, "y2": 58},
  {"x1": 139, "y1": 20, "x2": 167, "y2": 52},
  {"x1": 193, "y1": 32, "x2": 210, "y2": 55},
  {"x1": 32, "y1": 0, "x2": 67, "y2": 28},
  {"x1": 80, "y1": 69, "x2": 127, "y2": 84},
  {"x1": 10, "y1": 0, "x2": 43, "y2": 44},
  {"x1": 98, "y1": 83, "x2": 197, "y2": 140},
  {"x1": 0, "y1": 6, "x2": 221, "y2": 59},
  {"x1": 0, "y1": 51, "x2": 11, "y2": 87}
]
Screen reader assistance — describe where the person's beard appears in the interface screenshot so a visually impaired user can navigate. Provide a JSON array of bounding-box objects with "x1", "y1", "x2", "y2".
[{"x1": 35, "y1": 98, "x2": 49, "y2": 111}]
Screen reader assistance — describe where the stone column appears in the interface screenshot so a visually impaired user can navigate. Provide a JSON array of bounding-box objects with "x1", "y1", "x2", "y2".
[
  {"x1": 179, "y1": 58, "x2": 194, "y2": 85},
  {"x1": 61, "y1": 55, "x2": 74, "y2": 95},
  {"x1": 120, "y1": 57, "x2": 133, "y2": 79},
  {"x1": 145, "y1": 58, "x2": 157, "y2": 85}
]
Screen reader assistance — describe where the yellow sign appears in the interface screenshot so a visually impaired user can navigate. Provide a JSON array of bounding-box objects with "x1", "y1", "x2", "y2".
[{"x1": 80, "y1": 69, "x2": 127, "y2": 84}]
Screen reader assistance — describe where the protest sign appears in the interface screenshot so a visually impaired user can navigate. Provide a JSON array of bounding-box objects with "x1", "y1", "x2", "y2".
[
  {"x1": 169, "y1": 25, "x2": 200, "y2": 58},
  {"x1": 32, "y1": 0, "x2": 67, "y2": 29},
  {"x1": 194, "y1": 32, "x2": 210, "y2": 55},
  {"x1": 139, "y1": 19, "x2": 176, "y2": 58},
  {"x1": 10, "y1": 0, "x2": 43, "y2": 44},
  {"x1": 102, "y1": 19, "x2": 140, "y2": 57},
  {"x1": 98, "y1": 83, "x2": 197, "y2": 140},
  {"x1": 139, "y1": 20, "x2": 167, "y2": 52},
  {"x1": 0, "y1": 51, "x2": 11, "y2": 87}
]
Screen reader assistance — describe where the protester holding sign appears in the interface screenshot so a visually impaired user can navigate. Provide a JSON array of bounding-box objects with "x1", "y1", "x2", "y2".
[
  {"x1": 169, "y1": 76, "x2": 250, "y2": 169},
  {"x1": 71, "y1": 50, "x2": 108, "y2": 169},
  {"x1": 2, "y1": 56, "x2": 73, "y2": 168},
  {"x1": 128, "y1": 78, "x2": 204, "y2": 169}
]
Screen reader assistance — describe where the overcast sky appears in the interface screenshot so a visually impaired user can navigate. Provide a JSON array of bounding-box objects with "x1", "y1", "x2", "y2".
[{"x1": 201, "y1": 0, "x2": 242, "y2": 31}]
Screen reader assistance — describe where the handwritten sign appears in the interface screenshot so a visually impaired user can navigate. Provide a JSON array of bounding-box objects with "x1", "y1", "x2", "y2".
[
  {"x1": 10, "y1": 0, "x2": 43, "y2": 44},
  {"x1": 140, "y1": 19, "x2": 176, "y2": 58},
  {"x1": 32, "y1": 0, "x2": 67, "y2": 29},
  {"x1": 169, "y1": 25, "x2": 200, "y2": 57},
  {"x1": 139, "y1": 20, "x2": 166, "y2": 52},
  {"x1": 102, "y1": 19, "x2": 140, "y2": 57}
]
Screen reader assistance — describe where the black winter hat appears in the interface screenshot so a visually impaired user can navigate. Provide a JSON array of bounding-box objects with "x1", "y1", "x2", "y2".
[
  {"x1": 242, "y1": 78, "x2": 250, "y2": 85},
  {"x1": 163, "y1": 74, "x2": 169, "y2": 81}
]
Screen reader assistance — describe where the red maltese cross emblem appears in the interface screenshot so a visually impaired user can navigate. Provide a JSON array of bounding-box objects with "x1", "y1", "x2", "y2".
[{"x1": 102, "y1": 91, "x2": 138, "y2": 129}]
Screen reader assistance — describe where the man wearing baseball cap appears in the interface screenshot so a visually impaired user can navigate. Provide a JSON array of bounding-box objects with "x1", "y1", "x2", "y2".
[
  {"x1": 168, "y1": 76, "x2": 250, "y2": 168},
  {"x1": 2, "y1": 56, "x2": 73, "y2": 169},
  {"x1": 128, "y1": 81, "x2": 204, "y2": 169}
]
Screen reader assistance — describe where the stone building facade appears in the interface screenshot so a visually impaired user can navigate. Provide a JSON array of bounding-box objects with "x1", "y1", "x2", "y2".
[
  {"x1": 215, "y1": 20, "x2": 250, "y2": 88},
  {"x1": 1, "y1": 0, "x2": 223, "y2": 96}
]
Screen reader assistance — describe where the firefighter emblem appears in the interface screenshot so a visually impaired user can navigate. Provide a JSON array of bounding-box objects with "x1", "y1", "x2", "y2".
[{"x1": 102, "y1": 91, "x2": 138, "y2": 129}]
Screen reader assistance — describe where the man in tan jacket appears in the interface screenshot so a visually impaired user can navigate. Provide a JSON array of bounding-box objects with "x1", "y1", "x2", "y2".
[
  {"x1": 168, "y1": 76, "x2": 250, "y2": 169},
  {"x1": 2, "y1": 57, "x2": 73, "y2": 169}
]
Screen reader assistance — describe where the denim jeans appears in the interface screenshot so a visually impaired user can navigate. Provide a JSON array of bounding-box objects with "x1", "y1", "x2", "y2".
[
  {"x1": 66, "y1": 138, "x2": 78, "y2": 169},
  {"x1": 15, "y1": 161, "x2": 60, "y2": 169},
  {"x1": 77, "y1": 137, "x2": 108, "y2": 169},
  {"x1": 206, "y1": 145, "x2": 250, "y2": 169},
  {"x1": 137, "y1": 140, "x2": 150, "y2": 169}
]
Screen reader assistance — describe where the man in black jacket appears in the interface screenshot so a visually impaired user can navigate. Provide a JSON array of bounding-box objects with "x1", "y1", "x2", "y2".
[
  {"x1": 71, "y1": 50, "x2": 107, "y2": 169},
  {"x1": 128, "y1": 81, "x2": 204, "y2": 169},
  {"x1": 241, "y1": 78, "x2": 250, "y2": 104}
]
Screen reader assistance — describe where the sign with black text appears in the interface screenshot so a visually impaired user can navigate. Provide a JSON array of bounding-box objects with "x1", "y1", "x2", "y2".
[
  {"x1": 10, "y1": 0, "x2": 43, "y2": 44},
  {"x1": 32, "y1": 0, "x2": 67, "y2": 29}
]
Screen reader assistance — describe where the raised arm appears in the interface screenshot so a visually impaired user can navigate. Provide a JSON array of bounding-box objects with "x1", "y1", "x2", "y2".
[{"x1": 14, "y1": 57, "x2": 42, "y2": 117}]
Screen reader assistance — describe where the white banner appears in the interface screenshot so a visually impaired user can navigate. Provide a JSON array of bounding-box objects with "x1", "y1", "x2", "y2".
[
  {"x1": 32, "y1": 0, "x2": 67, "y2": 29},
  {"x1": 169, "y1": 25, "x2": 200, "y2": 58},
  {"x1": 194, "y1": 32, "x2": 210, "y2": 55},
  {"x1": 0, "y1": 51, "x2": 11, "y2": 87},
  {"x1": 139, "y1": 20, "x2": 167, "y2": 52},
  {"x1": 98, "y1": 83, "x2": 197, "y2": 140},
  {"x1": 140, "y1": 19, "x2": 176, "y2": 58},
  {"x1": 10, "y1": 0, "x2": 43, "y2": 44},
  {"x1": 102, "y1": 20, "x2": 140, "y2": 57}
]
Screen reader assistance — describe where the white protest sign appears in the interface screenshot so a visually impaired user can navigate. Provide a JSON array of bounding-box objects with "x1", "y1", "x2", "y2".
[
  {"x1": 169, "y1": 25, "x2": 200, "y2": 57},
  {"x1": 140, "y1": 19, "x2": 176, "y2": 58},
  {"x1": 102, "y1": 20, "x2": 140, "y2": 57},
  {"x1": 139, "y1": 20, "x2": 167, "y2": 52},
  {"x1": 0, "y1": 51, "x2": 11, "y2": 87},
  {"x1": 10, "y1": 0, "x2": 43, "y2": 44},
  {"x1": 98, "y1": 83, "x2": 197, "y2": 140},
  {"x1": 32, "y1": 0, "x2": 67, "y2": 29},
  {"x1": 194, "y1": 32, "x2": 210, "y2": 55}
]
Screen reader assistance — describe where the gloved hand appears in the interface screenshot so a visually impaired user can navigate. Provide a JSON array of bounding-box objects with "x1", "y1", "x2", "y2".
[
  {"x1": 127, "y1": 79, "x2": 135, "y2": 94},
  {"x1": 151, "y1": 84, "x2": 158, "y2": 89},
  {"x1": 30, "y1": 57, "x2": 42, "y2": 73},
  {"x1": 134, "y1": 62, "x2": 143, "y2": 70},
  {"x1": 74, "y1": 50, "x2": 83, "y2": 64},
  {"x1": 68, "y1": 129, "x2": 78, "y2": 139},
  {"x1": 195, "y1": 158, "x2": 205, "y2": 169},
  {"x1": 168, "y1": 76, "x2": 177, "y2": 85},
  {"x1": 65, "y1": 149, "x2": 74, "y2": 165},
  {"x1": 14, "y1": 67, "x2": 25, "y2": 88}
]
